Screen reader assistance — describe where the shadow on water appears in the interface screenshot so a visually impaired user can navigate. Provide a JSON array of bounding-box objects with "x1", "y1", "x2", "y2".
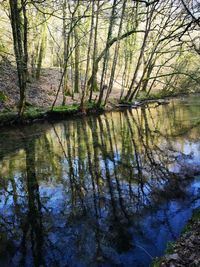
[{"x1": 1, "y1": 96, "x2": 200, "y2": 266}]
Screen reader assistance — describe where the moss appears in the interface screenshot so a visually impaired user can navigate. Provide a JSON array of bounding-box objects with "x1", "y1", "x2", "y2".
[
  {"x1": 0, "y1": 106, "x2": 47, "y2": 125},
  {"x1": 85, "y1": 101, "x2": 96, "y2": 109},
  {"x1": 0, "y1": 102, "x2": 105, "y2": 127},
  {"x1": 51, "y1": 104, "x2": 79, "y2": 114},
  {"x1": 23, "y1": 107, "x2": 47, "y2": 119},
  {"x1": 85, "y1": 101, "x2": 104, "y2": 110},
  {"x1": 0, "y1": 91, "x2": 8, "y2": 102},
  {"x1": 51, "y1": 102, "x2": 104, "y2": 115}
]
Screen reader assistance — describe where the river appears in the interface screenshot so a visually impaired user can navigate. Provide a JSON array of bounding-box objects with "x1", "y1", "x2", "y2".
[{"x1": 0, "y1": 95, "x2": 200, "y2": 267}]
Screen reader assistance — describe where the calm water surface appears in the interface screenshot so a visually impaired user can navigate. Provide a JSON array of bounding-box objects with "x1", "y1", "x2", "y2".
[{"x1": 1, "y1": 96, "x2": 200, "y2": 267}]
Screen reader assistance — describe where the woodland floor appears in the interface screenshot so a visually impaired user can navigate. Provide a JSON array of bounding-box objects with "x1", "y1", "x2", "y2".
[{"x1": 0, "y1": 61, "x2": 124, "y2": 111}]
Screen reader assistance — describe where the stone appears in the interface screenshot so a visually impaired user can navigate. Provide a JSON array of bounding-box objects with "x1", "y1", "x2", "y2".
[{"x1": 166, "y1": 253, "x2": 179, "y2": 261}]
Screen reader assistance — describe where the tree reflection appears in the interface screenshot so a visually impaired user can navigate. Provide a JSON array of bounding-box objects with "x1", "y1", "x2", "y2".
[
  {"x1": 22, "y1": 139, "x2": 44, "y2": 267},
  {"x1": 1, "y1": 100, "x2": 200, "y2": 266}
]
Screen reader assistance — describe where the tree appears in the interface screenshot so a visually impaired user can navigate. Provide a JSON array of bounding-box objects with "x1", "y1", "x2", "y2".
[{"x1": 9, "y1": 0, "x2": 28, "y2": 116}]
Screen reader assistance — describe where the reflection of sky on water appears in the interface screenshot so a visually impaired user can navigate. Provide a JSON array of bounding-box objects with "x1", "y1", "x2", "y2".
[
  {"x1": 1, "y1": 96, "x2": 200, "y2": 266},
  {"x1": 167, "y1": 140, "x2": 200, "y2": 173}
]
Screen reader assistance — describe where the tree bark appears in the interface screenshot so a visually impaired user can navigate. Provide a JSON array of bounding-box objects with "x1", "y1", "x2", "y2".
[{"x1": 9, "y1": 0, "x2": 28, "y2": 116}]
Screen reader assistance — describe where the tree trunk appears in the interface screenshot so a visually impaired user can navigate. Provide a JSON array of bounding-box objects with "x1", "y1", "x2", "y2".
[
  {"x1": 89, "y1": 0, "x2": 100, "y2": 102},
  {"x1": 104, "y1": 0, "x2": 127, "y2": 105},
  {"x1": 36, "y1": 23, "x2": 47, "y2": 80},
  {"x1": 74, "y1": 26, "x2": 80, "y2": 93},
  {"x1": 80, "y1": 0, "x2": 95, "y2": 111},
  {"x1": 97, "y1": 0, "x2": 118, "y2": 107},
  {"x1": 9, "y1": 0, "x2": 28, "y2": 116}
]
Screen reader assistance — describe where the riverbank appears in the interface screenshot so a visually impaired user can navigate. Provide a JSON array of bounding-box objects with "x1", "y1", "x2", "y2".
[
  {"x1": 0, "y1": 91, "x2": 192, "y2": 128},
  {"x1": 0, "y1": 102, "x2": 106, "y2": 127},
  {"x1": 152, "y1": 208, "x2": 200, "y2": 267}
]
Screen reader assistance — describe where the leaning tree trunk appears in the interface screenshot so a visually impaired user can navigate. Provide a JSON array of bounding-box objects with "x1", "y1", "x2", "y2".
[
  {"x1": 97, "y1": 0, "x2": 118, "y2": 107},
  {"x1": 104, "y1": 0, "x2": 127, "y2": 105}
]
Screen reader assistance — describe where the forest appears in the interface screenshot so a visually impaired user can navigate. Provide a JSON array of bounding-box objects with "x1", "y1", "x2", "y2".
[
  {"x1": 0, "y1": 0, "x2": 199, "y2": 117},
  {"x1": 1, "y1": 1, "x2": 200, "y2": 267}
]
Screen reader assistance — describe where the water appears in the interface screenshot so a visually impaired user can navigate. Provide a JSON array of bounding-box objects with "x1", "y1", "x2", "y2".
[{"x1": 1, "y1": 95, "x2": 200, "y2": 267}]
